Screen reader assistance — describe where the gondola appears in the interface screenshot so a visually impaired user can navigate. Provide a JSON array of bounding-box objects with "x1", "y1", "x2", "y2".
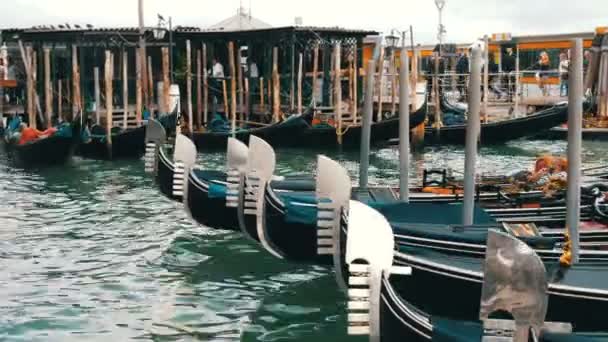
[
  {"x1": 4, "y1": 117, "x2": 82, "y2": 167},
  {"x1": 422, "y1": 103, "x2": 569, "y2": 144},
  {"x1": 343, "y1": 206, "x2": 608, "y2": 341},
  {"x1": 244, "y1": 140, "x2": 608, "y2": 266},
  {"x1": 190, "y1": 113, "x2": 310, "y2": 150},
  {"x1": 298, "y1": 91, "x2": 428, "y2": 148},
  {"x1": 538, "y1": 125, "x2": 608, "y2": 141},
  {"x1": 77, "y1": 113, "x2": 177, "y2": 160}
]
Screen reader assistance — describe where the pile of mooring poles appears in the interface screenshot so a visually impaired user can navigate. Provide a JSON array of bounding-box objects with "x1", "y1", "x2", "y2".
[{"x1": 584, "y1": 34, "x2": 608, "y2": 117}]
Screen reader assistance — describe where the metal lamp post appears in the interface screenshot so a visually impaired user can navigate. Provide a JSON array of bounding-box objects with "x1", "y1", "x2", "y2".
[{"x1": 435, "y1": 0, "x2": 446, "y2": 55}]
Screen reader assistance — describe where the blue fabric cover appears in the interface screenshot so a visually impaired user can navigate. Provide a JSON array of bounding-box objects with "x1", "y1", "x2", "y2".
[
  {"x1": 55, "y1": 123, "x2": 72, "y2": 138},
  {"x1": 208, "y1": 182, "x2": 227, "y2": 199},
  {"x1": 370, "y1": 202, "x2": 496, "y2": 225}
]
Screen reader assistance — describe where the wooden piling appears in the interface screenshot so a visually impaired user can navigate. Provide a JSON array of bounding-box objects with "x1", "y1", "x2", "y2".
[
  {"x1": 272, "y1": 47, "x2": 280, "y2": 122},
  {"x1": 259, "y1": 77, "x2": 265, "y2": 113},
  {"x1": 19, "y1": 41, "x2": 43, "y2": 124},
  {"x1": 348, "y1": 55, "x2": 354, "y2": 116},
  {"x1": 196, "y1": 49, "x2": 202, "y2": 130},
  {"x1": 244, "y1": 77, "x2": 250, "y2": 120},
  {"x1": 94, "y1": 68, "x2": 100, "y2": 125},
  {"x1": 312, "y1": 43, "x2": 319, "y2": 108},
  {"x1": 390, "y1": 49, "x2": 397, "y2": 116},
  {"x1": 147, "y1": 55, "x2": 154, "y2": 117},
  {"x1": 482, "y1": 35, "x2": 489, "y2": 122},
  {"x1": 161, "y1": 47, "x2": 170, "y2": 114},
  {"x1": 105, "y1": 50, "x2": 113, "y2": 151},
  {"x1": 267, "y1": 78, "x2": 272, "y2": 115},
  {"x1": 202, "y1": 43, "x2": 208, "y2": 125},
  {"x1": 352, "y1": 45, "x2": 358, "y2": 124},
  {"x1": 26, "y1": 46, "x2": 35, "y2": 128},
  {"x1": 376, "y1": 44, "x2": 385, "y2": 122},
  {"x1": 433, "y1": 53, "x2": 441, "y2": 127},
  {"x1": 72, "y1": 45, "x2": 81, "y2": 117},
  {"x1": 186, "y1": 40, "x2": 193, "y2": 133},
  {"x1": 297, "y1": 52, "x2": 303, "y2": 114},
  {"x1": 136, "y1": 49, "x2": 143, "y2": 125},
  {"x1": 44, "y1": 48, "x2": 52, "y2": 128},
  {"x1": 122, "y1": 50, "x2": 128, "y2": 129},
  {"x1": 228, "y1": 42, "x2": 237, "y2": 133},
  {"x1": 334, "y1": 43, "x2": 342, "y2": 145},
  {"x1": 237, "y1": 51, "x2": 244, "y2": 120},
  {"x1": 222, "y1": 79, "x2": 229, "y2": 120},
  {"x1": 58, "y1": 79, "x2": 63, "y2": 122}
]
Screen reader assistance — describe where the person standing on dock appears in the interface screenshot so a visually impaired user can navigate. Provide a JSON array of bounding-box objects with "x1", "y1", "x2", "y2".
[
  {"x1": 537, "y1": 51, "x2": 551, "y2": 96},
  {"x1": 559, "y1": 52, "x2": 570, "y2": 97}
]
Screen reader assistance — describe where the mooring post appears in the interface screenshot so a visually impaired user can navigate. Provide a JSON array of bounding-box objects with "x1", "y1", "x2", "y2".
[
  {"x1": 352, "y1": 44, "x2": 358, "y2": 124},
  {"x1": 272, "y1": 47, "x2": 280, "y2": 123},
  {"x1": 259, "y1": 77, "x2": 265, "y2": 113},
  {"x1": 376, "y1": 43, "x2": 385, "y2": 122},
  {"x1": 567, "y1": 38, "x2": 583, "y2": 263},
  {"x1": 390, "y1": 49, "x2": 397, "y2": 117},
  {"x1": 399, "y1": 47, "x2": 411, "y2": 202},
  {"x1": 72, "y1": 45, "x2": 81, "y2": 118},
  {"x1": 122, "y1": 50, "x2": 128, "y2": 129},
  {"x1": 228, "y1": 42, "x2": 237, "y2": 135},
  {"x1": 186, "y1": 40, "x2": 193, "y2": 133},
  {"x1": 196, "y1": 49, "x2": 202, "y2": 130},
  {"x1": 94, "y1": 68, "x2": 100, "y2": 125},
  {"x1": 334, "y1": 42, "x2": 343, "y2": 145},
  {"x1": 136, "y1": 49, "x2": 143, "y2": 125},
  {"x1": 58, "y1": 79, "x2": 63, "y2": 122},
  {"x1": 44, "y1": 48, "x2": 52, "y2": 128},
  {"x1": 25, "y1": 46, "x2": 35, "y2": 128},
  {"x1": 297, "y1": 52, "x2": 303, "y2": 114},
  {"x1": 482, "y1": 35, "x2": 489, "y2": 122},
  {"x1": 147, "y1": 55, "x2": 154, "y2": 118},
  {"x1": 105, "y1": 51, "x2": 113, "y2": 155},
  {"x1": 359, "y1": 60, "x2": 376, "y2": 189},
  {"x1": 161, "y1": 47, "x2": 170, "y2": 114},
  {"x1": 202, "y1": 43, "x2": 208, "y2": 126},
  {"x1": 312, "y1": 43, "x2": 319, "y2": 109},
  {"x1": 463, "y1": 46, "x2": 482, "y2": 226}
]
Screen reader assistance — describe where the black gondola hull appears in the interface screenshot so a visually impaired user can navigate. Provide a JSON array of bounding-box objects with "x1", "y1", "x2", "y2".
[
  {"x1": 77, "y1": 125, "x2": 146, "y2": 160},
  {"x1": 12, "y1": 136, "x2": 76, "y2": 166},
  {"x1": 185, "y1": 171, "x2": 240, "y2": 231},
  {"x1": 424, "y1": 104, "x2": 568, "y2": 144},
  {"x1": 156, "y1": 147, "x2": 179, "y2": 201}
]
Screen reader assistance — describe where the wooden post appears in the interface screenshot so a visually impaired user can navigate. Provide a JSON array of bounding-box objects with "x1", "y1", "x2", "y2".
[
  {"x1": 433, "y1": 53, "x2": 441, "y2": 127},
  {"x1": 186, "y1": 40, "x2": 193, "y2": 133},
  {"x1": 105, "y1": 51, "x2": 113, "y2": 151},
  {"x1": 19, "y1": 41, "x2": 43, "y2": 124},
  {"x1": 483, "y1": 34, "x2": 489, "y2": 122},
  {"x1": 376, "y1": 44, "x2": 385, "y2": 122},
  {"x1": 196, "y1": 49, "x2": 202, "y2": 130},
  {"x1": 352, "y1": 46, "x2": 358, "y2": 123},
  {"x1": 94, "y1": 68, "x2": 100, "y2": 125},
  {"x1": 410, "y1": 47, "x2": 419, "y2": 110},
  {"x1": 222, "y1": 79, "x2": 229, "y2": 119},
  {"x1": 259, "y1": 77, "x2": 265, "y2": 112},
  {"x1": 390, "y1": 49, "x2": 397, "y2": 116},
  {"x1": 202, "y1": 43, "x2": 208, "y2": 125},
  {"x1": 147, "y1": 55, "x2": 154, "y2": 117},
  {"x1": 272, "y1": 47, "x2": 280, "y2": 122},
  {"x1": 26, "y1": 47, "x2": 35, "y2": 128},
  {"x1": 348, "y1": 56, "x2": 354, "y2": 115},
  {"x1": 334, "y1": 43, "x2": 342, "y2": 145},
  {"x1": 58, "y1": 79, "x2": 63, "y2": 122},
  {"x1": 237, "y1": 49, "x2": 244, "y2": 120},
  {"x1": 290, "y1": 42, "x2": 295, "y2": 111},
  {"x1": 72, "y1": 45, "x2": 81, "y2": 117},
  {"x1": 136, "y1": 48, "x2": 143, "y2": 125},
  {"x1": 244, "y1": 78, "x2": 250, "y2": 120},
  {"x1": 138, "y1": 0, "x2": 148, "y2": 110},
  {"x1": 44, "y1": 48, "x2": 52, "y2": 128},
  {"x1": 312, "y1": 43, "x2": 319, "y2": 108},
  {"x1": 297, "y1": 52, "x2": 303, "y2": 114},
  {"x1": 267, "y1": 78, "x2": 272, "y2": 115},
  {"x1": 228, "y1": 42, "x2": 237, "y2": 133},
  {"x1": 122, "y1": 50, "x2": 128, "y2": 129},
  {"x1": 161, "y1": 47, "x2": 170, "y2": 114}
]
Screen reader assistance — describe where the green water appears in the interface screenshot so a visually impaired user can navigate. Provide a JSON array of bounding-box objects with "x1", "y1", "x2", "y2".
[{"x1": 1, "y1": 138, "x2": 607, "y2": 341}]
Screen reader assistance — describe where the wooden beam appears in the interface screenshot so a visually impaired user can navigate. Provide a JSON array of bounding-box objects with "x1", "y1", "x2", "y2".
[
  {"x1": 44, "y1": 48, "x2": 52, "y2": 128},
  {"x1": 147, "y1": 55, "x2": 154, "y2": 118},
  {"x1": 312, "y1": 43, "x2": 319, "y2": 109},
  {"x1": 352, "y1": 44, "x2": 358, "y2": 124},
  {"x1": 57, "y1": 79, "x2": 63, "y2": 122},
  {"x1": 376, "y1": 45, "x2": 385, "y2": 122},
  {"x1": 222, "y1": 79, "x2": 229, "y2": 120},
  {"x1": 334, "y1": 43, "x2": 342, "y2": 145},
  {"x1": 390, "y1": 49, "x2": 397, "y2": 116},
  {"x1": 237, "y1": 46, "x2": 244, "y2": 120},
  {"x1": 244, "y1": 77, "x2": 250, "y2": 121},
  {"x1": 259, "y1": 76, "x2": 265, "y2": 113},
  {"x1": 26, "y1": 46, "x2": 35, "y2": 128}
]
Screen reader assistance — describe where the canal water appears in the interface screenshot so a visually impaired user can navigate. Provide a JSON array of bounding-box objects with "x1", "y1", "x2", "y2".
[{"x1": 0, "y1": 138, "x2": 606, "y2": 341}]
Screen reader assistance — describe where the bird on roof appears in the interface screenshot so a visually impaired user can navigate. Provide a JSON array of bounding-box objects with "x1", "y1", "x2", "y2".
[
  {"x1": 158, "y1": 14, "x2": 165, "y2": 21},
  {"x1": 58, "y1": 24, "x2": 65, "y2": 29},
  {"x1": 86, "y1": 24, "x2": 94, "y2": 29},
  {"x1": 75, "y1": 24, "x2": 81, "y2": 29},
  {"x1": 50, "y1": 25, "x2": 56, "y2": 29},
  {"x1": 65, "y1": 23, "x2": 71, "y2": 29}
]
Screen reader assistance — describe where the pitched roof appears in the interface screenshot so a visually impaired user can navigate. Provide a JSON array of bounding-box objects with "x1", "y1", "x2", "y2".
[{"x1": 208, "y1": 8, "x2": 272, "y2": 31}]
